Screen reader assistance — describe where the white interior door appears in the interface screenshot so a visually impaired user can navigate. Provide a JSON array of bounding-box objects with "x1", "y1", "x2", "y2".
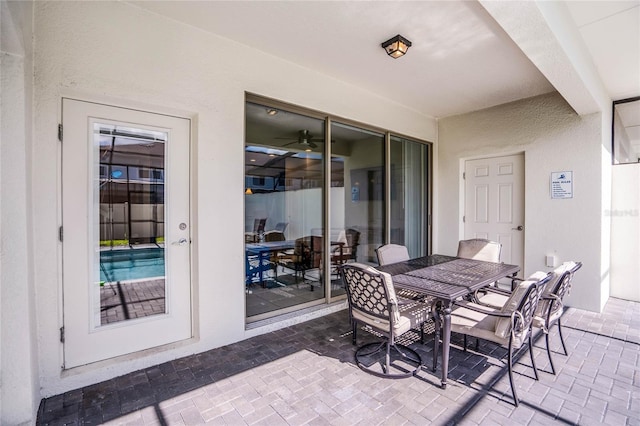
[
  {"x1": 62, "y1": 98, "x2": 191, "y2": 368},
  {"x1": 464, "y1": 154, "x2": 524, "y2": 271}
]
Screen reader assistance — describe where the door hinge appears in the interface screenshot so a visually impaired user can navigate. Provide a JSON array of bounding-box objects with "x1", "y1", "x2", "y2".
[
  {"x1": 463, "y1": 215, "x2": 466, "y2": 223},
  {"x1": 58, "y1": 124, "x2": 63, "y2": 142},
  {"x1": 59, "y1": 326, "x2": 65, "y2": 343},
  {"x1": 58, "y1": 226, "x2": 63, "y2": 242},
  {"x1": 463, "y1": 172, "x2": 466, "y2": 179}
]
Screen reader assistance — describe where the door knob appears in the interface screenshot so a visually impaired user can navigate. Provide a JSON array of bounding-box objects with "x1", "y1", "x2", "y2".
[
  {"x1": 172, "y1": 238, "x2": 188, "y2": 246},
  {"x1": 511, "y1": 225, "x2": 524, "y2": 231}
]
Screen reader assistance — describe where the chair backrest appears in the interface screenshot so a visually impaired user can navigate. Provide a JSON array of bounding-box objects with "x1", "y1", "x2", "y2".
[
  {"x1": 310, "y1": 235, "x2": 323, "y2": 268},
  {"x1": 344, "y1": 228, "x2": 360, "y2": 258},
  {"x1": 274, "y1": 222, "x2": 288, "y2": 233},
  {"x1": 494, "y1": 272, "x2": 552, "y2": 341},
  {"x1": 376, "y1": 244, "x2": 410, "y2": 266},
  {"x1": 536, "y1": 261, "x2": 582, "y2": 319},
  {"x1": 457, "y1": 239, "x2": 501, "y2": 263},
  {"x1": 342, "y1": 263, "x2": 399, "y2": 332},
  {"x1": 253, "y1": 218, "x2": 267, "y2": 233},
  {"x1": 293, "y1": 237, "x2": 312, "y2": 267}
]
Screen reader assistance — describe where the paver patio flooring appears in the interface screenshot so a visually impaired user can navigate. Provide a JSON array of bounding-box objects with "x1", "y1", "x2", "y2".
[{"x1": 38, "y1": 297, "x2": 639, "y2": 425}]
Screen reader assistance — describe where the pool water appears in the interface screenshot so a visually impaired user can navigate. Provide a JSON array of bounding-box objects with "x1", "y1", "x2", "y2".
[{"x1": 100, "y1": 248, "x2": 165, "y2": 282}]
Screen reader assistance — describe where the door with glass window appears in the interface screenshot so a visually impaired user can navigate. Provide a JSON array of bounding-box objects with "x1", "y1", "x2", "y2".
[{"x1": 62, "y1": 99, "x2": 191, "y2": 368}]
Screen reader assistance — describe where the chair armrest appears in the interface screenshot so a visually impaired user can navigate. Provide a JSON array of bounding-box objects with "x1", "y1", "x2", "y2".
[
  {"x1": 453, "y1": 300, "x2": 512, "y2": 318},
  {"x1": 484, "y1": 287, "x2": 513, "y2": 297},
  {"x1": 472, "y1": 286, "x2": 512, "y2": 305}
]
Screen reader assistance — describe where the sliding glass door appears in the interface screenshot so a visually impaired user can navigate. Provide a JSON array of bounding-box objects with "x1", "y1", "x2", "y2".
[{"x1": 244, "y1": 96, "x2": 431, "y2": 322}]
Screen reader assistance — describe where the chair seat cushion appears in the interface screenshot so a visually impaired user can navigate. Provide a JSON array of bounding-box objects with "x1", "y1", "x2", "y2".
[
  {"x1": 532, "y1": 306, "x2": 562, "y2": 329},
  {"x1": 450, "y1": 303, "x2": 499, "y2": 342},
  {"x1": 353, "y1": 296, "x2": 431, "y2": 336},
  {"x1": 451, "y1": 303, "x2": 527, "y2": 348},
  {"x1": 494, "y1": 271, "x2": 548, "y2": 339},
  {"x1": 478, "y1": 292, "x2": 509, "y2": 308}
]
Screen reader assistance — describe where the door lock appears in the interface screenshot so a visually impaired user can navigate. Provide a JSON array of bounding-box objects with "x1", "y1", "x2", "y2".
[{"x1": 511, "y1": 225, "x2": 524, "y2": 231}]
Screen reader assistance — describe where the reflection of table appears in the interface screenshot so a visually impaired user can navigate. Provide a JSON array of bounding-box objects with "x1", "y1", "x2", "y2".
[
  {"x1": 245, "y1": 241, "x2": 295, "y2": 286},
  {"x1": 377, "y1": 254, "x2": 520, "y2": 388}
]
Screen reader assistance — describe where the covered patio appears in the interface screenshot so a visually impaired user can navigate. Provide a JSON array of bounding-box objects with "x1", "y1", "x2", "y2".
[{"x1": 38, "y1": 297, "x2": 639, "y2": 425}]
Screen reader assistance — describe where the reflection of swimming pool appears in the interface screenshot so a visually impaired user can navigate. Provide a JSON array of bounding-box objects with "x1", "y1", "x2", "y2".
[{"x1": 100, "y1": 248, "x2": 165, "y2": 282}]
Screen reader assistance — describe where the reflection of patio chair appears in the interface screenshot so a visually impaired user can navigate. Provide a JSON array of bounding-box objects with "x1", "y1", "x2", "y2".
[
  {"x1": 449, "y1": 271, "x2": 552, "y2": 406},
  {"x1": 274, "y1": 222, "x2": 288, "y2": 234},
  {"x1": 277, "y1": 236, "x2": 321, "y2": 290},
  {"x1": 342, "y1": 263, "x2": 431, "y2": 378},
  {"x1": 331, "y1": 228, "x2": 360, "y2": 265},
  {"x1": 245, "y1": 218, "x2": 267, "y2": 243}
]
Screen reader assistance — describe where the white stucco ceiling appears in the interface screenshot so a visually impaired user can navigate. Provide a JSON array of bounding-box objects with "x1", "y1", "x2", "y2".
[{"x1": 129, "y1": 0, "x2": 639, "y2": 119}]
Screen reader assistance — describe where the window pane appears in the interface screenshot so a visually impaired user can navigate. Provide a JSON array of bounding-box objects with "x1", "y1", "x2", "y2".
[{"x1": 390, "y1": 135, "x2": 430, "y2": 258}]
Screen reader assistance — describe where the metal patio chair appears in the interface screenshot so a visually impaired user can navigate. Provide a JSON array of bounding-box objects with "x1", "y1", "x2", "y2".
[
  {"x1": 448, "y1": 272, "x2": 552, "y2": 406},
  {"x1": 342, "y1": 263, "x2": 432, "y2": 379},
  {"x1": 478, "y1": 261, "x2": 582, "y2": 374}
]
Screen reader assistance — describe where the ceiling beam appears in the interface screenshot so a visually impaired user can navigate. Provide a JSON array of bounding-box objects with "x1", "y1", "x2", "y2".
[{"x1": 479, "y1": 0, "x2": 610, "y2": 116}]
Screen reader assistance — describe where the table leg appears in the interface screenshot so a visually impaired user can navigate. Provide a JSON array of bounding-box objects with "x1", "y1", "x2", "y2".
[
  {"x1": 441, "y1": 303, "x2": 452, "y2": 389},
  {"x1": 259, "y1": 252, "x2": 266, "y2": 287},
  {"x1": 432, "y1": 302, "x2": 441, "y2": 372}
]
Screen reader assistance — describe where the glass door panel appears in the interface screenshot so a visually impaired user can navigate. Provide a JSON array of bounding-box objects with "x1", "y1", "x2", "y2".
[
  {"x1": 390, "y1": 135, "x2": 431, "y2": 258},
  {"x1": 330, "y1": 122, "x2": 385, "y2": 278},
  {"x1": 245, "y1": 102, "x2": 325, "y2": 320},
  {"x1": 97, "y1": 123, "x2": 167, "y2": 325}
]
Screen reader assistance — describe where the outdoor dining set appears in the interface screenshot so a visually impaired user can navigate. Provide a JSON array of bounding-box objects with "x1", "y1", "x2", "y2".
[{"x1": 341, "y1": 239, "x2": 582, "y2": 407}]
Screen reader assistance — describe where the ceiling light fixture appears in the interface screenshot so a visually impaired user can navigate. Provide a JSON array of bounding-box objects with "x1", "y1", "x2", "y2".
[
  {"x1": 381, "y1": 34, "x2": 412, "y2": 59},
  {"x1": 245, "y1": 188, "x2": 253, "y2": 195},
  {"x1": 266, "y1": 108, "x2": 278, "y2": 116}
]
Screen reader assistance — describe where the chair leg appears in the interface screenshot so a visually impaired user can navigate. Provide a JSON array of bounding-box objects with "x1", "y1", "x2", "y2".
[
  {"x1": 384, "y1": 341, "x2": 391, "y2": 374},
  {"x1": 352, "y1": 322, "x2": 357, "y2": 345},
  {"x1": 528, "y1": 333, "x2": 539, "y2": 381},
  {"x1": 507, "y1": 345, "x2": 519, "y2": 407},
  {"x1": 463, "y1": 335, "x2": 468, "y2": 352},
  {"x1": 546, "y1": 331, "x2": 556, "y2": 375},
  {"x1": 557, "y1": 318, "x2": 568, "y2": 356}
]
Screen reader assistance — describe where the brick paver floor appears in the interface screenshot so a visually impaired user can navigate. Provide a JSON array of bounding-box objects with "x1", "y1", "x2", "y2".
[{"x1": 38, "y1": 297, "x2": 639, "y2": 425}]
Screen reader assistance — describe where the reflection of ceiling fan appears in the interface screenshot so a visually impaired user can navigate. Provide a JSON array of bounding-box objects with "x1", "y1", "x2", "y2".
[{"x1": 278, "y1": 129, "x2": 324, "y2": 149}]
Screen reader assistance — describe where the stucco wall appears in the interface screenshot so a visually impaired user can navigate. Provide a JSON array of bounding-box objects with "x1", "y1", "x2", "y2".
[
  {"x1": 30, "y1": 0, "x2": 437, "y2": 402},
  {"x1": 437, "y1": 92, "x2": 606, "y2": 312},
  {"x1": 1, "y1": 0, "x2": 38, "y2": 424}
]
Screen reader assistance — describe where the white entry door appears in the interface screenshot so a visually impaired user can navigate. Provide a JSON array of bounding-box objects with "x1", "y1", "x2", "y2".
[
  {"x1": 62, "y1": 99, "x2": 192, "y2": 368},
  {"x1": 464, "y1": 154, "x2": 524, "y2": 271}
]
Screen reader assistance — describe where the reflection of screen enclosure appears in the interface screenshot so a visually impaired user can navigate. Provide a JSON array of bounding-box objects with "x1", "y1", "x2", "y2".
[{"x1": 95, "y1": 123, "x2": 167, "y2": 325}]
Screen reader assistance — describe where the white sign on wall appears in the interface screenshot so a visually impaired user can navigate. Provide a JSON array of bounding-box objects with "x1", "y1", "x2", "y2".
[{"x1": 551, "y1": 171, "x2": 573, "y2": 199}]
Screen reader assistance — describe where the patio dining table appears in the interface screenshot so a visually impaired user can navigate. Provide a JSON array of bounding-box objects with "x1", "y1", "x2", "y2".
[
  {"x1": 377, "y1": 254, "x2": 520, "y2": 388},
  {"x1": 245, "y1": 240, "x2": 295, "y2": 286}
]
